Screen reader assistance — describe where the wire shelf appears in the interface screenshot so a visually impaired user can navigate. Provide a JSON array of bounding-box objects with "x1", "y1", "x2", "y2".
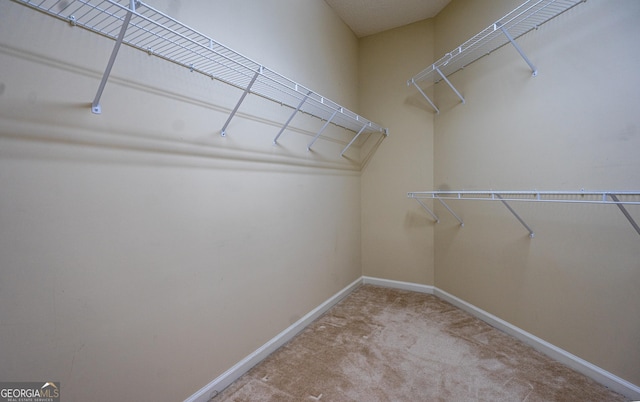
[
  {"x1": 408, "y1": 0, "x2": 584, "y2": 113},
  {"x1": 408, "y1": 190, "x2": 640, "y2": 238},
  {"x1": 14, "y1": 0, "x2": 387, "y2": 147},
  {"x1": 408, "y1": 191, "x2": 640, "y2": 205}
]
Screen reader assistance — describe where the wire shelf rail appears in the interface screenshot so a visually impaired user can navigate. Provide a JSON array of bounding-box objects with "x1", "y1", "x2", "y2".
[
  {"x1": 408, "y1": 190, "x2": 640, "y2": 238},
  {"x1": 14, "y1": 0, "x2": 387, "y2": 154},
  {"x1": 407, "y1": 0, "x2": 584, "y2": 113}
]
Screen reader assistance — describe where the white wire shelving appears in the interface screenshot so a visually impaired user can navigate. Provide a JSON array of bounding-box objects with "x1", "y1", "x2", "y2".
[
  {"x1": 408, "y1": 190, "x2": 640, "y2": 238},
  {"x1": 14, "y1": 0, "x2": 388, "y2": 155},
  {"x1": 407, "y1": 0, "x2": 584, "y2": 114}
]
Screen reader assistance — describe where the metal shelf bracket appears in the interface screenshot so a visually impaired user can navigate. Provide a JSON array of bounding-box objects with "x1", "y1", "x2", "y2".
[
  {"x1": 496, "y1": 22, "x2": 538, "y2": 76},
  {"x1": 495, "y1": 193, "x2": 535, "y2": 237},
  {"x1": 435, "y1": 66, "x2": 465, "y2": 105},
  {"x1": 340, "y1": 123, "x2": 369, "y2": 157},
  {"x1": 609, "y1": 194, "x2": 640, "y2": 236},
  {"x1": 415, "y1": 199, "x2": 439, "y2": 223},
  {"x1": 410, "y1": 78, "x2": 439, "y2": 114},
  {"x1": 308, "y1": 108, "x2": 340, "y2": 151},
  {"x1": 436, "y1": 196, "x2": 465, "y2": 227},
  {"x1": 91, "y1": 0, "x2": 136, "y2": 114},
  {"x1": 273, "y1": 91, "x2": 312, "y2": 144},
  {"x1": 221, "y1": 67, "x2": 262, "y2": 137}
]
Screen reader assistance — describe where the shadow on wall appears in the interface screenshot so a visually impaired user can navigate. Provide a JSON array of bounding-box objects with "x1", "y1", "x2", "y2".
[{"x1": 0, "y1": 23, "x2": 387, "y2": 172}]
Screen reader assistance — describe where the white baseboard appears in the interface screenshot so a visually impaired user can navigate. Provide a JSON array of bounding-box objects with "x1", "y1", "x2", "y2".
[
  {"x1": 362, "y1": 276, "x2": 434, "y2": 294},
  {"x1": 433, "y1": 287, "x2": 640, "y2": 400},
  {"x1": 184, "y1": 277, "x2": 363, "y2": 402},
  {"x1": 186, "y1": 276, "x2": 640, "y2": 401}
]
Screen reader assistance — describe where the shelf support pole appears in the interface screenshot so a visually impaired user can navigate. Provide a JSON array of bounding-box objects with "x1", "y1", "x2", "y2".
[
  {"x1": 497, "y1": 23, "x2": 538, "y2": 76},
  {"x1": 307, "y1": 108, "x2": 339, "y2": 151},
  {"x1": 608, "y1": 194, "x2": 640, "y2": 237},
  {"x1": 415, "y1": 199, "x2": 439, "y2": 223},
  {"x1": 434, "y1": 67, "x2": 465, "y2": 104},
  {"x1": 91, "y1": 1, "x2": 136, "y2": 114},
  {"x1": 410, "y1": 78, "x2": 439, "y2": 114},
  {"x1": 436, "y1": 196, "x2": 464, "y2": 227},
  {"x1": 221, "y1": 67, "x2": 262, "y2": 136},
  {"x1": 496, "y1": 194, "x2": 535, "y2": 238},
  {"x1": 273, "y1": 91, "x2": 312, "y2": 144},
  {"x1": 340, "y1": 123, "x2": 369, "y2": 157}
]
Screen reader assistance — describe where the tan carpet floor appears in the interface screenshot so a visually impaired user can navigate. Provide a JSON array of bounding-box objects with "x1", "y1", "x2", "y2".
[{"x1": 213, "y1": 285, "x2": 627, "y2": 401}]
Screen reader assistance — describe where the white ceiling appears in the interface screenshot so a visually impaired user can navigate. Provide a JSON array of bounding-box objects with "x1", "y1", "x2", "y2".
[{"x1": 325, "y1": 0, "x2": 452, "y2": 38}]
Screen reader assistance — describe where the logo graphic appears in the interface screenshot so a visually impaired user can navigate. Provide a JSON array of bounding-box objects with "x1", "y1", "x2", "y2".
[
  {"x1": 41, "y1": 383, "x2": 58, "y2": 397},
  {"x1": 0, "y1": 382, "x2": 60, "y2": 402}
]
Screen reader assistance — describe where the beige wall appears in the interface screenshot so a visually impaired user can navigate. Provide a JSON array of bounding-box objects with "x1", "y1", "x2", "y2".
[
  {"x1": 431, "y1": 0, "x2": 640, "y2": 386},
  {"x1": 359, "y1": 0, "x2": 639, "y2": 389},
  {"x1": 0, "y1": 1, "x2": 364, "y2": 401},
  {"x1": 2, "y1": 0, "x2": 639, "y2": 398},
  {"x1": 359, "y1": 20, "x2": 436, "y2": 285}
]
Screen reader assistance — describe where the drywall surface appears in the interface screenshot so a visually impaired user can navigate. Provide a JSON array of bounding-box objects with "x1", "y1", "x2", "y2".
[
  {"x1": 0, "y1": 1, "x2": 363, "y2": 401},
  {"x1": 432, "y1": 0, "x2": 640, "y2": 386},
  {"x1": 359, "y1": 20, "x2": 436, "y2": 285}
]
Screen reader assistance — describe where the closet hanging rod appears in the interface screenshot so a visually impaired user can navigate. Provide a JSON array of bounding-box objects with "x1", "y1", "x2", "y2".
[
  {"x1": 407, "y1": 0, "x2": 584, "y2": 113},
  {"x1": 14, "y1": 0, "x2": 387, "y2": 142}
]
